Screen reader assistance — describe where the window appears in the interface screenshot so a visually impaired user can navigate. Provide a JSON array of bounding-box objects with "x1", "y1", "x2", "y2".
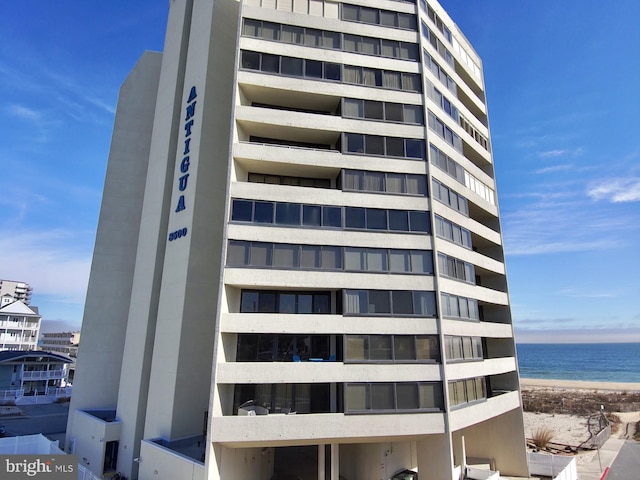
[
  {"x1": 240, "y1": 50, "x2": 341, "y2": 82},
  {"x1": 427, "y1": 81, "x2": 459, "y2": 122},
  {"x1": 429, "y1": 144, "x2": 465, "y2": 183},
  {"x1": 276, "y1": 203, "x2": 301, "y2": 225},
  {"x1": 440, "y1": 293, "x2": 479, "y2": 321},
  {"x1": 343, "y1": 67, "x2": 421, "y2": 92},
  {"x1": 248, "y1": 172, "x2": 331, "y2": 188},
  {"x1": 437, "y1": 253, "x2": 475, "y2": 283},
  {"x1": 343, "y1": 133, "x2": 425, "y2": 159},
  {"x1": 348, "y1": 171, "x2": 422, "y2": 196},
  {"x1": 344, "y1": 290, "x2": 437, "y2": 316},
  {"x1": 427, "y1": 112, "x2": 462, "y2": 152},
  {"x1": 240, "y1": 47, "x2": 422, "y2": 88},
  {"x1": 445, "y1": 336, "x2": 483, "y2": 361},
  {"x1": 236, "y1": 334, "x2": 331, "y2": 362},
  {"x1": 231, "y1": 200, "x2": 430, "y2": 234},
  {"x1": 345, "y1": 382, "x2": 443, "y2": 413},
  {"x1": 423, "y1": 51, "x2": 456, "y2": 95},
  {"x1": 464, "y1": 171, "x2": 496, "y2": 205},
  {"x1": 254, "y1": 201, "x2": 274, "y2": 223},
  {"x1": 432, "y1": 179, "x2": 469, "y2": 216},
  {"x1": 234, "y1": 383, "x2": 328, "y2": 414},
  {"x1": 434, "y1": 215, "x2": 472, "y2": 249},
  {"x1": 240, "y1": 290, "x2": 331, "y2": 313},
  {"x1": 449, "y1": 377, "x2": 486, "y2": 407},
  {"x1": 341, "y1": 5, "x2": 416, "y2": 31},
  {"x1": 423, "y1": 24, "x2": 454, "y2": 67},
  {"x1": 231, "y1": 199, "x2": 253, "y2": 221},
  {"x1": 229, "y1": 241, "x2": 344, "y2": 270}
]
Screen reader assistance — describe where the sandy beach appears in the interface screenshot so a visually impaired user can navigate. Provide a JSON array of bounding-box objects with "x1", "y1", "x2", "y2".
[
  {"x1": 521, "y1": 378, "x2": 640, "y2": 393},
  {"x1": 520, "y1": 377, "x2": 640, "y2": 461}
]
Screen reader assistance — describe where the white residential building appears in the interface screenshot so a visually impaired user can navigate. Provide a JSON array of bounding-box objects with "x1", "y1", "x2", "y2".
[
  {"x1": 0, "y1": 300, "x2": 41, "y2": 351},
  {"x1": 66, "y1": 0, "x2": 529, "y2": 479}
]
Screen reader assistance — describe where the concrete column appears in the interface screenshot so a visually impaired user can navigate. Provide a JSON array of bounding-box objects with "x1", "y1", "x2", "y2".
[
  {"x1": 330, "y1": 444, "x2": 339, "y2": 480},
  {"x1": 451, "y1": 431, "x2": 466, "y2": 479},
  {"x1": 318, "y1": 444, "x2": 325, "y2": 480},
  {"x1": 461, "y1": 408, "x2": 529, "y2": 477},
  {"x1": 417, "y1": 434, "x2": 454, "y2": 480}
]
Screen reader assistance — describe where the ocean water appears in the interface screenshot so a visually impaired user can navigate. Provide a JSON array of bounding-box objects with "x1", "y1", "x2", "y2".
[{"x1": 516, "y1": 343, "x2": 640, "y2": 383}]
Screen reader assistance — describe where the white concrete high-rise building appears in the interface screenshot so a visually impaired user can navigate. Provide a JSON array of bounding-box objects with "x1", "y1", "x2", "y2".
[
  {"x1": 66, "y1": 0, "x2": 529, "y2": 479},
  {"x1": 0, "y1": 280, "x2": 33, "y2": 305}
]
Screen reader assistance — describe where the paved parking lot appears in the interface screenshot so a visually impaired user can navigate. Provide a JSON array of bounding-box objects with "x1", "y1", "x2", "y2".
[{"x1": 1, "y1": 402, "x2": 69, "y2": 441}]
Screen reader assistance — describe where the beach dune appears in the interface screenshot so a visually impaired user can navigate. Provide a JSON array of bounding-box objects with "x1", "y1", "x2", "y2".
[{"x1": 519, "y1": 378, "x2": 640, "y2": 452}]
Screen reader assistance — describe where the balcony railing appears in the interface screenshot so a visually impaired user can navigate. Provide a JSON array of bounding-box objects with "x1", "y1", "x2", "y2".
[
  {"x1": 0, "y1": 321, "x2": 39, "y2": 329},
  {"x1": 46, "y1": 386, "x2": 72, "y2": 397},
  {"x1": 22, "y1": 370, "x2": 66, "y2": 380}
]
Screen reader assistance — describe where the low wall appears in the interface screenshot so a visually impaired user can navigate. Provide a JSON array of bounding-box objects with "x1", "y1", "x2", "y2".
[
  {"x1": 0, "y1": 434, "x2": 64, "y2": 455},
  {"x1": 528, "y1": 452, "x2": 577, "y2": 480}
]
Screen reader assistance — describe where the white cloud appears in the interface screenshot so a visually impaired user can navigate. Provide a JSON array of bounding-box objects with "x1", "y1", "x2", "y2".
[
  {"x1": 501, "y1": 180, "x2": 639, "y2": 256},
  {"x1": 558, "y1": 289, "x2": 616, "y2": 299},
  {"x1": 539, "y1": 149, "x2": 567, "y2": 158},
  {"x1": 534, "y1": 164, "x2": 573, "y2": 174},
  {"x1": 0, "y1": 229, "x2": 92, "y2": 305},
  {"x1": 538, "y1": 147, "x2": 584, "y2": 158},
  {"x1": 588, "y1": 178, "x2": 640, "y2": 203},
  {"x1": 6, "y1": 104, "x2": 42, "y2": 121}
]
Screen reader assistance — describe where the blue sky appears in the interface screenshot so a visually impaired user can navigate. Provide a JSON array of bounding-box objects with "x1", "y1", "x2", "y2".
[{"x1": 1, "y1": 1, "x2": 638, "y2": 343}]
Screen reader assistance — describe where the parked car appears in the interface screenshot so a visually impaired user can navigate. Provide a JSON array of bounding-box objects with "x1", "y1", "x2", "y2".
[{"x1": 391, "y1": 469, "x2": 418, "y2": 480}]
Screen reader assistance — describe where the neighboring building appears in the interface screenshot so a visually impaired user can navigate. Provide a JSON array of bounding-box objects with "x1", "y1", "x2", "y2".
[
  {"x1": 40, "y1": 331, "x2": 81, "y2": 358},
  {"x1": 1, "y1": 294, "x2": 14, "y2": 308},
  {"x1": 0, "y1": 280, "x2": 33, "y2": 305},
  {"x1": 0, "y1": 300, "x2": 41, "y2": 351},
  {"x1": 39, "y1": 331, "x2": 80, "y2": 385},
  {"x1": 67, "y1": 0, "x2": 528, "y2": 479},
  {"x1": 0, "y1": 351, "x2": 72, "y2": 404}
]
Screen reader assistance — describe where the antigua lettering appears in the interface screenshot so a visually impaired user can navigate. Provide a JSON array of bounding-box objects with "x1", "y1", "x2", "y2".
[{"x1": 174, "y1": 85, "x2": 197, "y2": 215}]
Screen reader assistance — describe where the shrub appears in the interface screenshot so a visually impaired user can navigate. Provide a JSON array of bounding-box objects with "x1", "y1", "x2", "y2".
[{"x1": 531, "y1": 427, "x2": 554, "y2": 449}]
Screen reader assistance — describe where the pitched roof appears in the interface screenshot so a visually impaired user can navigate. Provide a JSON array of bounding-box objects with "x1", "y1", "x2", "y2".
[
  {"x1": 0, "y1": 351, "x2": 73, "y2": 364},
  {"x1": 0, "y1": 300, "x2": 40, "y2": 316}
]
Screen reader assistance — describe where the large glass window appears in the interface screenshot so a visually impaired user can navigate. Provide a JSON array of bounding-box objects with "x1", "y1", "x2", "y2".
[
  {"x1": 432, "y1": 179, "x2": 468, "y2": 216},
  {"x1": 427, "y1": 112, "x2": 462, "y2": 152},
  {"x1": 345, "y1": 382, "x2": 443, "y2": 413},
  {"x1": 240, "y1": 49, "x2": 419, "y2": 90},
  {"x1": 445, "y1": 336, "x2": 483, "y2": 362},
  {"x1": 341, "y1": 170, "x2": 427, "y2": 197},
  {"x1": 240, "y1": 290, "x2": 331, "y2": 314},
  {"x1": 234, "y1": 383, "x2": 329, "y2": 414},
  {"x1": 440, "y1": 293, "x2": 479, "y2": 321},
  {"x1": 344, "y1": 290, "x2": 437, "y2": 317},
  {"x1": 448, "y1": 377, "x2": 486, "y2": 407},
  {"x1": 437, "y1": 253, "x2": 475, "y2": 283},
  {"x1": 228, "y1": 241, "x2": 433, "y2": 276},
  {"x1": 231, "y1": 199, "x2": 430, "y2": 234}
]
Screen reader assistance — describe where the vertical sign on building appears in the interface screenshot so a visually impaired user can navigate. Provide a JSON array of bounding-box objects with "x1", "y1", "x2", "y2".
[{"x1": 168, "y1": 86, "x2": 197, "y2": 242}]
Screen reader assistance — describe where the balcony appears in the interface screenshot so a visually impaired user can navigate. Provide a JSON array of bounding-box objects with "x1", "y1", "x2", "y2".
[
  {"x1": 217, "y1": 362, "x2": 441, "y2": 384},
  {"x1": 448, "y1": 390, "x2": 520, "y2": 431},
  {"x1": 211, "y1": 412, "x2": 446, "y2": 446}
]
